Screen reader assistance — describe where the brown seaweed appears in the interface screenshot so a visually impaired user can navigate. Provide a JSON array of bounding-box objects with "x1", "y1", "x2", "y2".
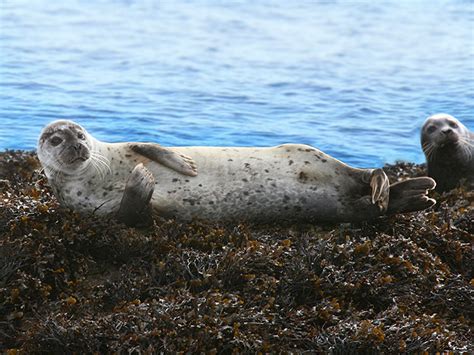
[{"x1": 1, "y1": 151, "x2": 472, "y2": 353}]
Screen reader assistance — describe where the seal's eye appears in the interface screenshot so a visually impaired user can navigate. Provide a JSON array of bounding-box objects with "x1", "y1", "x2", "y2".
[
  {"x1": 427, "y1": 126, "x2": 436, "y2": 134},
  {"x1": 448, "y1": 121, "x2": 458, "y2": 129},
  {"x1": 77, "y1": 132, "x2": 85, "y2": 140},
  {"x1": 50, "y1": 136, "x2": 63, "y2": 146}
]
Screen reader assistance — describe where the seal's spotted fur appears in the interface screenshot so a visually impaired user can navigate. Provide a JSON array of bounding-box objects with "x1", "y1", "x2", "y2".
[{"x1": 38, "y1": 120, "x2": 437, "y2": 226}]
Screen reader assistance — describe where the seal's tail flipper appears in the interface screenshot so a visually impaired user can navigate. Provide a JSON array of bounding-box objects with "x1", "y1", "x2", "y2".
[
  {"x1": 370, "y1": 168, "x2": 390, "y2": 212},
  {"x1": 387, "y1": 177, "x2": 436, "y2": 214}
]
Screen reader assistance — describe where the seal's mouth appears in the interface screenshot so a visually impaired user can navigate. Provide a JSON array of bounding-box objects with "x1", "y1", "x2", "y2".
[
  {"x1": 439, "y1": 136, "x2": 459, "y2": 148},
  {"x1": 70, "y1": 156, "x2": 88, "y2": 163}
]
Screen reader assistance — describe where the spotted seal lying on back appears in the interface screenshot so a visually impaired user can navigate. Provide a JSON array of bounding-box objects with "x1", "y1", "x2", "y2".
[
  {"x1": 37, "y1": 120, "x2": 436, "y2": 226},
  {"x1": 421, "y1": 113, "x2": 474, "y2": 192}
]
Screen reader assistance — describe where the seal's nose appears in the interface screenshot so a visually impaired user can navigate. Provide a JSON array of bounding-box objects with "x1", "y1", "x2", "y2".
[
  {"x1": 442, "y1": 128, "x2": 453, "y2": 135},
  {"x1": 73, "y1": 143, "x2": 83, "y2": 152}
]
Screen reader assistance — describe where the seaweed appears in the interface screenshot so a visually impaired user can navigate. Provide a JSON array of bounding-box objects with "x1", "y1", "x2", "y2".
[{"x1": 1, "y1": 151, "x2": 472, "y2": 353}]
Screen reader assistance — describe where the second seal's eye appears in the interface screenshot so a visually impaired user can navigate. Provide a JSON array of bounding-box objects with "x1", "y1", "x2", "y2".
[
  {"x1": 448, "y1": 121, "x2": 458, "y2": 129},
  {"x1": 77, "y1": 132, "x2": 85, "y2": 140},
  {"x1": 427, "y1": 126, "x2": 436, "y2": 134},
  {"x1": 50, "y1": 136, "x2": 63, "y2": 146}
]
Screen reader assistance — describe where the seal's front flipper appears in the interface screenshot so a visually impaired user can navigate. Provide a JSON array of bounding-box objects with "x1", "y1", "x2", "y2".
[
  {"x1": 129, "y1": 143, "x2": 197, "y2": 177},
  {"x1": 117, "y1": 163, "x2": 155, "y2": 227},
  {"x1": 387, "y1": 177, "x2": 436, "y2": 214},
  {"x1": 369, "y1": 168, "x2": 390, "y2": 212}
]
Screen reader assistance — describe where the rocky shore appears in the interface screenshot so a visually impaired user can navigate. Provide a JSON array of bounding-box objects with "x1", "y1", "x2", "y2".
[{"x1": 1, "y1": 150, "x2": 472, "y2": 353}]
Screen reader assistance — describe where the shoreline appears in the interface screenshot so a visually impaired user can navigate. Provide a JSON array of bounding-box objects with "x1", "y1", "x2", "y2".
[{"x1": 1, "y1": 150, "x2": 472, "y2": 352}]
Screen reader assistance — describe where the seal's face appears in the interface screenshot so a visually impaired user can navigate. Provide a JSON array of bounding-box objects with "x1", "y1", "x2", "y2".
[
  {"x1": 37, "y1": 120, "x2": 92, "y2": 175},
  {"x1": 421, "y1": 114, "x2": 469, "y2": 159}
]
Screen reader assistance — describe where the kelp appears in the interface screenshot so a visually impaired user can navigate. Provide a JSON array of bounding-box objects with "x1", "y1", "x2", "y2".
[{"x1": 1, "y1": 151, "x2": 472, "y2": 353}]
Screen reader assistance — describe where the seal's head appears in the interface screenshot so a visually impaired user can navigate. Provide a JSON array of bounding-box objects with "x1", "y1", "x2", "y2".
[
  {"x1": 421, "y1": 113, "x2": 470, "y2": 160},
  {"x1": 37, "y1": 120, "x2": 93, "y2": 176}
]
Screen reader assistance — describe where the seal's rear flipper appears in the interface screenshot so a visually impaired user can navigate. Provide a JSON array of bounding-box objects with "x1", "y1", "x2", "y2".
[
  {"x1": 129, "y1": 143, "x2": 198, "y2": 176},
  {"x1": 117, "y1": 163, "x2": 155, "y2": 227},
  {"x1": 369, "y1": 168, "x2": 390, "y2": 212},
  {"x1": 387, "y1": 177, "x2": 436, "y2": 214}
]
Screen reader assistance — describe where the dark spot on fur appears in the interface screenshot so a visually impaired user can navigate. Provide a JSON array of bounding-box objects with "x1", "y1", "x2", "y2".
[
  {"x1": 244, "y1": 163, "x2": 251, "y2": 169},
  {"x1": 297, "y1": 148, "x2": 303, "y2": 151},
  {"x1": 185, "y1": 179, "x2": 189, "y2": 183},
  {"x1": 264, "y1": 169, "x2": 269, "y2": 173},
  {"x1": 304, "y1": 161, "x2": 310, "y2": 165},
  {"x1": 283, "y1": 195, "x2": 290, "y2": 202},
  {"x1": 243, "y1": 191, "x2": 249, "y2": 196},
  {"x1": 288, "y1": 160, "x2": 294, "y2": 165},
  {"x1": 172, "y1": 178, "x2": 179, "y2": 182},
  {"x1": 103, "y1": 191, "x2": 108, "y2": 196},
  {"x1": 294, "y1": 206, "x2": 302, "y2": 212},
  {"x1": 242, "y1": 178, "x2": 249, "y2": 182},
  {"x1": 209, "y1": 201, "x2": 214, "y2": 205},
  {"x1": 228, "y1": 159, "x2": 233, "y2": 162},
  {"x1": 115, "y1": 172, "x2": 119, "y2": 176},
  {"x1": 322, "y1": 159, "x2": 327, "y2": 163},
  {"x1": 271, "y1": 183, "x2": 277, "y2": 188},
  {"x1": 299, "y1": 172, "x2": 308, "y2": 182},
  {"x1": 198, "y1": 184, "x2": 202, "y2": 187},
  {"x1": 119, "y1": 160, "x2": 123, "y2": 164},
  {"x1": 183, "y1": 198, "x2": 196, "y2": 206},
  {"x1": 76, "y1": 191, "x2": 82, "y2": 196},
  {"x1": 125, "y1": 154, "x2": 132, "y2": 158}
]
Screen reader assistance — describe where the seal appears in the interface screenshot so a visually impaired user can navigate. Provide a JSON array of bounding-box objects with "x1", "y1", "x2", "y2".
[
  {"x1": 421, "y1": 113, "x2": 474, "y2": 192},
  {"x1": 38, "y1": 120, "x2": 436, "y2": 226}
]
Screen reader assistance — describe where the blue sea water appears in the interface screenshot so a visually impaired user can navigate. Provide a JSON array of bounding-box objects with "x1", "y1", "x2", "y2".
[{"x1": 0, "y1": 1, "x2": 473, "y2": 167}]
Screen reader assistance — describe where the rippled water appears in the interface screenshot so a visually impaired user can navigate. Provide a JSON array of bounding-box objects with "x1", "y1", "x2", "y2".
[{"x1": 1, "y1": 1, "x2": 473, "y2": 167}]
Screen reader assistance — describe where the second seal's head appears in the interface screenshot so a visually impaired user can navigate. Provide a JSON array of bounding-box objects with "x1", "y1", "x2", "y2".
[
  {"x1": 37, "y1": 120, "x2": 92, "y2": 175},
  {"x1": 421, "y1": 113, "x2": 468, "y2": 151}
]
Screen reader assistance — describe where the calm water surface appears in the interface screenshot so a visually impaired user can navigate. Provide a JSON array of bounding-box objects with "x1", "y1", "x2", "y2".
[{"x1": 1, "y1": 1, "x2": 473, "y2": 167}]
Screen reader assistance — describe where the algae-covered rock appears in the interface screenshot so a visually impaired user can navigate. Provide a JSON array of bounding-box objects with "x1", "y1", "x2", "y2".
[{"x1": 1, "y1": 151, "x2": 472, "y2": 353}]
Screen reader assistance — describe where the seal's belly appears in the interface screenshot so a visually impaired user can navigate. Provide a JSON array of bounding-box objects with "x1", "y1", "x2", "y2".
[{"x1": 147, "y1": 145, "x2": 361, "y2": 222}]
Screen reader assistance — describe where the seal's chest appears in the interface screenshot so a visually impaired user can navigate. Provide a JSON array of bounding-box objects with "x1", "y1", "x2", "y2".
[{"x1": 55, "y1": 178, "x2": 125, "y2": 215}]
